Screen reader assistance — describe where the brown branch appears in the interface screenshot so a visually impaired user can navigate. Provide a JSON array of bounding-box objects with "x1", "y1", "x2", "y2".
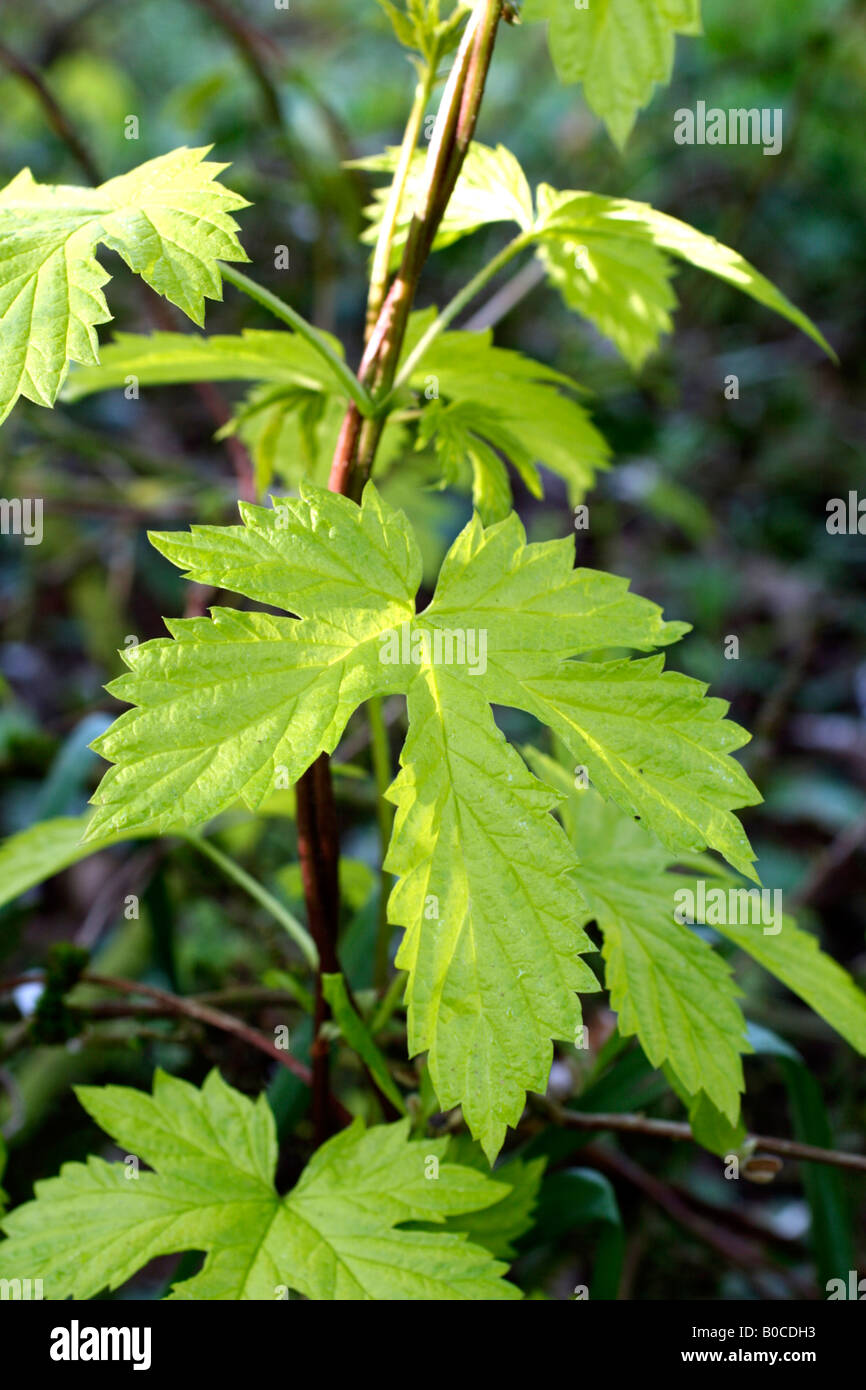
[
  {"x1": 0, "y1": 39, "x2": 102, "y2": 183},
  {"x1": 533, "y1": 1096, "x2": 866, "y2": 1174},
  {"x1": 581, "y1": 1142, "x2": 769, "y2": 1272},
  {"x1": 191, "y1": 0, "x2": 284, "y2": 128},
  {"x1": 0, "y1": 972, "x2": 350, "y2": 1124},
  {"x1": 791, "y1": 808, "x2": 866, "y2": 909},
  {"x1": 85, "y1": 974, "x2": 321, "y2": 1087},
  {"x1": 583, "y1": 1141, "x2": 818, "y2": 1299},
  {"x1": 69, "y1": 987, "x2": 305, "y2": 1018}
]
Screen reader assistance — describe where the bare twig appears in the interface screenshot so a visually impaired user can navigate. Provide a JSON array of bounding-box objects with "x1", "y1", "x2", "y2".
[
  {"x1": 0, "y1": 39, "x2": 102, "y2": 182},
  {"x1": 533, "y1": 1096, "x2": 866, "y2": 1174},
  {"x1": 791, "y1": 809, "x2": 866, "y2": 909},
  {"x1": 0, "y1": 971, "x2": 350, "y2": 1124},
  {"x1": 581, "y1": 1142, "x2": 769, "y2": 1271}
]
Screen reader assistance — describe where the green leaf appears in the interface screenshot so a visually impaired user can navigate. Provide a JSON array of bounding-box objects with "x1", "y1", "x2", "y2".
[
  {"x1": 0, "y1": 813, "x2": 141, "y2": 909},
  {"x1": 87, "y1": 483, "x2": 761, "y2": 1155},
  {"x1": 533, "y1": 185, "x2": 835, "y2": 366},
  {"x1": 712, "y1": 907, "x2": 866, "y2": 1057},
  {"x1": 85, "y1": 485, "x2": 421, "y2": 840},
  {"x1": 0, "y1": 1070, "x2": 518, "y2": 1300},
  {"x1": 322, "y1": 972, "x2": 407, "y2": 1114},
  {"x1": 405, "y1": 313, "x2": 610, "y2": 507},
  {"x1": 534, "y1": 1169, "x2": 625, "y2": 1299},
  {"x1": 226, "y1": 388, "x2": 407, "y2": 493},
  {"x1": 0, "y1": 147, "x2": 249, "y2": 424},
  {"x1": 63, "y1": 331, "x2": 405, "y2": 494},
  {"x1": 660, "y1": 1060, "x2": 747, "y2": 1155},
  {"x1": 376, "y1": 0, "x2": 469, "y2": 63},
  {"x1": 219, "y1": 385, "x2": 344, "y2": 493},
  {"x1": 597, "y1": 872, "x2": 748, "y2": 1126},
  {"x1": 418, "y1": 509, "x2": 687, "y2": 682},
  {"x1": 525, "y1": 757, "x2": 749, "y2": 1123},
  {"x1": 521, "y1": 0, "x2": 702, "y2": 147},
  {"x1": 354, "y1": 141, "x2": 534, "y2": 264},
  {"x1": 385, "y1": 670, "x2": 600, "y2": 1160},
  {"x1": 685, "y1": 1091, "x2": 747, "y2": 1156},
  {"x1": 521, "y1": 659, "x2": 760, "y2": 878},
  {"x1": 62, "y1": 328, "x2": 348, "y2": 401},
  {"x1": 377, "y1": 0, "x2": 422, "y2": 50},
  {"x1": 435, "y1": 1136, "x2": 545, "y2": 1259},
  {"x1": 529, "y1": 752, "x2": 866, "y2": 1118},
  {"x1": 416, "y1": 398, "x2": 536, "y2": 523},
  {"x1": 360, "y1": 139, "x2": 830, "y2": 367}
]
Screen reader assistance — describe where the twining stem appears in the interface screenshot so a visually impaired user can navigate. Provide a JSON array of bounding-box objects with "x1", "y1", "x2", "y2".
[
  {"x1": 368, "y1": 696, "x2": 396, "y2": 990},
  {"x1": 329, "y1": 0, "x2": 504, "y2": 499},
  {"x1": 184, "y1": 832, "x2": 318, "y2": 970},
  {"x1": 386, "y1": 229, "x2": 535, "y2": 399},
  {"x1": 297, "y1": 0, "x2": 504, "y2": 1145},
  {"x1": 219, "y1": 263, "x2": 377, "y2": 418},
  {"x1": 366, "y1": 58, "x2": 438, "y2": 339}
]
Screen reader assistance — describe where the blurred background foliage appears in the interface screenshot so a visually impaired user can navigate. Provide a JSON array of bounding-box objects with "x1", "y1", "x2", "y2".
[{"x1": 0, "y1": 0, "x2": 864, "y2": 1300}]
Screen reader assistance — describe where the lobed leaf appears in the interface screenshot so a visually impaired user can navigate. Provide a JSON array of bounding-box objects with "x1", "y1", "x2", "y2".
[
  {"x1": 0, "y1": 147, "x2": 248, "y2": 423},
  {"x1": 521, "y1": 0, "x2": 702, "y2": 148},
  {"x1": 87, "y1": 483, "x2": 765, "y2": 1153},
  {"x1": 0, "y1": 1071, "x2": 516, "y2": 1300},
  {"x1": 86, "y1": 486, "x2": 420, "y2": 840},
  {"x1": 534, "y1": 185, "x2": 835, "y2": 365}
]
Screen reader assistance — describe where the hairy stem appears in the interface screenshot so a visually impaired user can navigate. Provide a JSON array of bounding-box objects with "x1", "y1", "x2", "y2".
[
  {"x1": 387, "y1": 230, "x2": 535, "y2": 400},
  {"x1": 365, "y1": 59, "x2": 438, "y2": 339},
  {"x1": 329, "y1": 0, "x2": 504, "y2": 499}
]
